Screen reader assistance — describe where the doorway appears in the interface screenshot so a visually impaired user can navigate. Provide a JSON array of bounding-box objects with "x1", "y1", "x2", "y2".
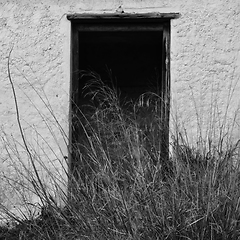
[{"x1": 68, "y1": 14, "x2": 174, "y2": 186}]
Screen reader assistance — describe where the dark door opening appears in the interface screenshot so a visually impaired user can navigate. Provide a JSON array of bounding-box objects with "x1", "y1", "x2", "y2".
[{"x1": 67, "y1": 14, "x2": 176, "y2": 190}]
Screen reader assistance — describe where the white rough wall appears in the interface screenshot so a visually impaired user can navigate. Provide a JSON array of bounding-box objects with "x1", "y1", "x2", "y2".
[
  {"x1": 0, "y1": 0, "x2": 240, "y2": 210},
  {"x1": 170, "y1": 0, "x2": 240, "y2": 146}
]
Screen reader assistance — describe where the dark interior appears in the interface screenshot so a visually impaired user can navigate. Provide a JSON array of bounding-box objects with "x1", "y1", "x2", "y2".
[
  {"x1": 78, "y1": 31, "x2": 163, "y2": 103},
  {"x1": 70, "y1": 24, "x2": 172, "y2": 184}
]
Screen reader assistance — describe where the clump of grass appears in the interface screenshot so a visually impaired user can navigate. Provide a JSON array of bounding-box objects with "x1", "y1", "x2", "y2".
[{"x1": 1, "y1": 67, "x2": 240, "y2": 239}]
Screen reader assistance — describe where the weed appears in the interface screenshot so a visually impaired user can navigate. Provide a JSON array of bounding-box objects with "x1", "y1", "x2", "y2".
[{"x1": 1, "y1": 65, "x2": 240, "y2": 239}]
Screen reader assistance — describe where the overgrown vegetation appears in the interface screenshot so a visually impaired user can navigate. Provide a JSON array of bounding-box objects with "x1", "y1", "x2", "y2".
[{"x1": 1, "y1": 70, "x2": 240, "y2": 240}]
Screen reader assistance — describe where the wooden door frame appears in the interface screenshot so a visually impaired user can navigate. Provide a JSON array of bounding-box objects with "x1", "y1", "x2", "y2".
[{"x1": 67, "y1": 12, "x2": 179, "y2": 187}]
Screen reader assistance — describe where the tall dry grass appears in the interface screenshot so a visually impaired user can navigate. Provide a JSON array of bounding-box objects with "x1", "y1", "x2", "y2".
[{"x1": 0, "y1": 69, "x2": 240, "y2": 239}]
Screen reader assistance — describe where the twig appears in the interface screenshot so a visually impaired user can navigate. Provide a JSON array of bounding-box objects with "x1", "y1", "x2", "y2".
[{"x1": 7, "y1": 47, "x2": 49, "y2": 204}]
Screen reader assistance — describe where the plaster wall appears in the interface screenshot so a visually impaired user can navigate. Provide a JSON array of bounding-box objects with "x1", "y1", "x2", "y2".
[{"x1": 0, "y1": 0, "x2": 240, "y2": 211}]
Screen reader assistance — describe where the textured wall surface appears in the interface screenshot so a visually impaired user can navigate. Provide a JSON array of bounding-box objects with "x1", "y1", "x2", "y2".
[
  {"x1": 0, "y1": 0, "x2": 240, "y2": 211},
  {"x1": 170, "y1": 0, "x2": 240, "y2": 145}
]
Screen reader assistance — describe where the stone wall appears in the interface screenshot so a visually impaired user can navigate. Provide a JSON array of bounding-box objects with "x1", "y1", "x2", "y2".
[{"x1": 0, "y1": 0, "x2": 240, "y2": 210}]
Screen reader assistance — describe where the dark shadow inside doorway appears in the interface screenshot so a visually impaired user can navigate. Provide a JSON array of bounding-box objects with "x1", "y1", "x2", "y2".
[{"x1": 78, "y1": 31, "x2": 163, "y2": 103}]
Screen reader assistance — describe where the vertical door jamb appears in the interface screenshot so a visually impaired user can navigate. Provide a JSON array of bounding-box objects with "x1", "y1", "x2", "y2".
[
  {"x1": 68, "y1": 22, "x2": 80, "y2": 193},
  {"x1": 161, "y1": 21, "x2": 171, "y2": 178}
]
